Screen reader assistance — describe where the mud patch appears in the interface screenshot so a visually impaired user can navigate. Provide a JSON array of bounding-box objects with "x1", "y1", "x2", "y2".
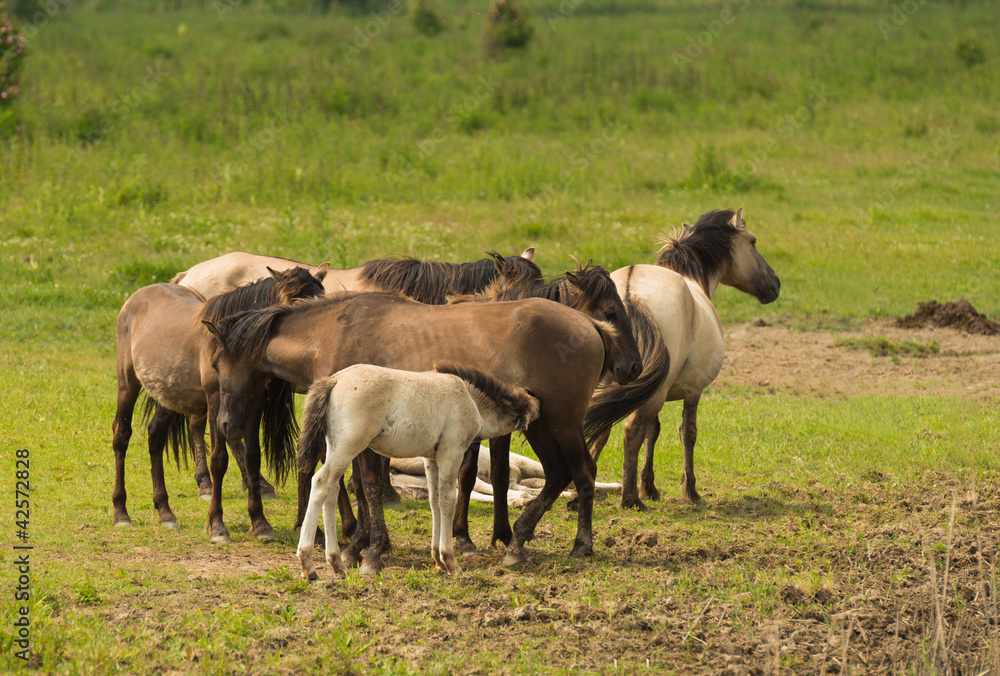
[{"x1": 897, "y1": 299, "x2": 1000, "y2": 335}]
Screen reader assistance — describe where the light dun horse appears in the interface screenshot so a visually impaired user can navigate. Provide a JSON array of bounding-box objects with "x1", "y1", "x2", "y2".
[
  {"x1": 295, "y1": 364, "x2": 540, "y2": 580},
  {"x1": 586, "y1": 208, "x2": 781, "y2": 509},
  {"x1": 112, "y1": 266, "x2": 327, "y2": 536}
]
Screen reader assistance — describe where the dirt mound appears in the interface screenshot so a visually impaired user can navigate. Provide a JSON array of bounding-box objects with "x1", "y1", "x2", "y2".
[{"x1": 897, "y1": 299, "x2": 1000, "y2": 335}]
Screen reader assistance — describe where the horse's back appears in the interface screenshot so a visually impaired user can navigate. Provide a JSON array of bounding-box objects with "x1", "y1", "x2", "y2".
[
  {"x1": 611, "y1": 265, "x2": 723, "y2": 402},
  {"x1": 177, "y1": 252, "x2": 318, "y2": 297}
]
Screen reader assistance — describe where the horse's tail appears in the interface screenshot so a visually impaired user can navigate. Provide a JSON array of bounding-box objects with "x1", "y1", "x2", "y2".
[
  {"x1": 584, "y1": 298, "x2": 671, "y2": 448},
  {"x1": 140, "y1": 395, "x2": 191, "y2": 469},
  {"x1": 261, "y1": 378, "x2": 298, "y2": 486},
  {"x1": 297, "y1": 376, "x2": 337, "y2": 474}
]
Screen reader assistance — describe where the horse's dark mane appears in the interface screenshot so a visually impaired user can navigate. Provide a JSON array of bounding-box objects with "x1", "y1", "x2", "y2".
[
  {"x1": 434, "y1": 362, "x2": 536, "y2": 417},
  {"x1": 462, "y1": 262, "x2": 616, "y2": 316},
  {"x1": 359, "y1": 252, "x2": 541, "y2": 305},
  {"x1": 198, "y1": 267, "x2": 323, "y2": 326},
  {"x1": 211, "y1": 291, "x2": 407, "y2": 365},
  {"x1": 655, "y1": 209, "x2": 741, "y2": 292}
]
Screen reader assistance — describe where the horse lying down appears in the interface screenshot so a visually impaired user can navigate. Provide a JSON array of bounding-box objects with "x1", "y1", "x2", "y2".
[
  {"x1": 388, "y1": 445, "x2": 623, "y2": 506},
  {"x1": 295, "y1": 363, "x2": 540, "y2": 580}
]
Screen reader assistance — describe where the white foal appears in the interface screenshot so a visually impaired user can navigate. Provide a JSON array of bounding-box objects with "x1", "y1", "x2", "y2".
[{"x1": 294, "y1": 363, "x2": 540, "y2": 580}]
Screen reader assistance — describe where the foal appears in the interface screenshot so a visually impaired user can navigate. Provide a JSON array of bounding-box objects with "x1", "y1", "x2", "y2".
[{"x1": 294, "y1": 363, "x2": 539, "y2": 580}]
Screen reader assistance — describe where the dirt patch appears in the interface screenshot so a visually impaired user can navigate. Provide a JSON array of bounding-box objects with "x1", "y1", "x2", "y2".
[
  {"x1": 720, "y1": 317, "x2": 1000, "y2": 399},
  {"x1": 897, "y1": 299, "x2": 1000, "y2": 335}
]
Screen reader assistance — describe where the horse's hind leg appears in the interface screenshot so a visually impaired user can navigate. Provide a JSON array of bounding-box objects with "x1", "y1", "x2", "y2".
[
  {"x1": 356, "y1": 449, "x2": 391, "y2": 576},
  {"x1": 621, "y1": 410, "x2": 655, "y2": 511},
  {"x1": 638, "y1": 414, "x2": 662, "y2": 502},
  {"x1": 452, "y1": 441, "x2": 481, "y2": 554},
  {"x1": 228, "y1": 439, "x2": 277, "y2": 500},
  {"x1": 296, "y1": 457, "x2": 347, "y2": 580},
  {"x1": 433, "y1": 450, "x2": 463, "y2": 575},
  {"x1": 112, "y1": 365, "x2": 141, "y2": 527},
  {"x1": 488, "y1": 435, "x2": 513, "y2": 548},
  {"x1": 341, "y1": 461, "x2": 369, "y2": 567},
  {"x1": 146, "y1": 404, "x2": 179, "y2": 528},
  {"x1": 189, "y1": 414, "x2": 213, "y2": 501},
  {"x1": 678, "y1": 394, "x2": 703, "y2": 505}
]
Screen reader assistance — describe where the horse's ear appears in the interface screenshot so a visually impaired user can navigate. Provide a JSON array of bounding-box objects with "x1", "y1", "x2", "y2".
[
  {"x1": 520, "y1": 247, "x2": 535, "y2": 262},
  {"x1": 491, "y1": 251, "x2": 508, "y2": 274},
  {"x1": 201, "y1": 320, "x2": 223, "y2": 340},
  {"x1": 314, "y1": 262, "x2": 330, "y2": 282},
  {"x1": 568, "y1": 254, "x2": 584, "y2": 272},
  {"x1": 729, "y1": 207, "x2": 744, "y2": 228},
  {"x1": 266, "y1": 266, "x2": 283, "y2": 281},
  {"x1": 565, "y1": 269, "x2": 581, "y2": 285}
]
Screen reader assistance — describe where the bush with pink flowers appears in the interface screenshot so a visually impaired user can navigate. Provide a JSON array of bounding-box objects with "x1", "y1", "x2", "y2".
[{"x1": 0, "y1": 3, "x2": 26, "y2": 107}]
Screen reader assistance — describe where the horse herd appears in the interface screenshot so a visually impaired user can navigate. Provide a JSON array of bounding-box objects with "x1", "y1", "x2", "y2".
[{"x1": 112, "y1": 207, "x2": 780, "y2": 579}]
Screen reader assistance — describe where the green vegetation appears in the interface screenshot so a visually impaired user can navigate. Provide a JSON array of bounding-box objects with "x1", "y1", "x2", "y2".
[
  {"x1": 1, "y1": 0, "x2": 999, "y2": 672},
  {"x1": 835, "y1": 335, "x2": 940, "y2": 358}
]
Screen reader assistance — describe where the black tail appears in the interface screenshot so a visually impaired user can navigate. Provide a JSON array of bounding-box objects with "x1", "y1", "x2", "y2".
[
  {"x1": 297, "y1": 377, "x2": 337, "y2": 473},
  {"x1": 260, "y1": 378, "x2": 298, "y2": 485},
  {"x1": 584, "y1": 298, "x2": 671, "y2": 448},
  {"x1": 140, "y1": 395, "x2": 191, "y2": 469}
]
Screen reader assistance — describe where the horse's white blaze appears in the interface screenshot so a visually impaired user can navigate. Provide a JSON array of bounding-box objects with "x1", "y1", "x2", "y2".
[{"x1": 295, "y1": 365, "x2": 538, "y2": 580}]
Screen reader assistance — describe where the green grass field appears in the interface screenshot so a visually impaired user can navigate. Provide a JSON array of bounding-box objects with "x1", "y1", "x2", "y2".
[{"x1": 2, "y1": 0, "x2": 999, "y2": 672}]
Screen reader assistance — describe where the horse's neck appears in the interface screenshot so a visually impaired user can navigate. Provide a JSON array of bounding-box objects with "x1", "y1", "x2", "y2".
[
  {"x1": 465, "y1": 387, "x2": 504, "y2": 438},
  {"x1": 264, "y1": 331, "x2": 320, "y2": 388}
]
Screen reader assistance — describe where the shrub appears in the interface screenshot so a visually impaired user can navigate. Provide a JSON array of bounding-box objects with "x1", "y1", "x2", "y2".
[
  {"x1": 955, "y1": 30, "x2": 985, "y2": 68},
  {"x1": 0, "y1": 3, "x2": 27, "y2": 108},
  {"x1": 483, "y1": 0, "x2": 532, "y2": 57},
  {"x1": 409, "y1": 0, "x2": 444, "y2": 36}
]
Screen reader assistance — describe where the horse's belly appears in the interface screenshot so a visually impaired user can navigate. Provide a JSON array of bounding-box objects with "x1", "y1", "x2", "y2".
[{"x1": 134, "y1": 362, "x2": 206, "y2": 415}]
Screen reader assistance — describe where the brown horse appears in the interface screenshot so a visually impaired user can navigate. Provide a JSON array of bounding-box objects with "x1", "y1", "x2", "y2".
[
  {"x1": 203, "y1": 292, "x2": 643, "y2": 571},
  {"x1": 585, "y1": 208, "x2": 781, "y2": 509},
  {"x1": 174, "y1": 249, "x2": 539, "y2": 301},
  {"x1": 448, "y1": 255, "x2": 644, "y2": 552},
  {"x1": 111, "y1": 266, "x2": 327, "y2": 539}
]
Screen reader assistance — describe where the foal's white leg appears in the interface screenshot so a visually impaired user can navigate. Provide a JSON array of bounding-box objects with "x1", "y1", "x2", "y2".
[
  {"x1": 296, "y1": 445, "x2": 351, "y2": 580},
  {"x1": 423, "y1": 458, "x2": 444, "y2": 572},
  {"x1": 435, "y1": 448, "x2": 464, "y2": 575}
]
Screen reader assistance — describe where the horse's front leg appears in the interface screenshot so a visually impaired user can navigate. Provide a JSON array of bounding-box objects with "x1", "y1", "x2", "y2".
[
  {"x1": 341, "y1": 462, "x2": 369, "y2": 567},
  {"x1": 489, "y1": 435, "x2": 513, "y2": 548},
  {"x1": 228, "y1": 438, "x2": 278, "y2": 500},
  {"x1": 424, "y1": 457, "x2": 444, "y2": 571},
  {"x1": 146, "y1": 403, "x2": 179, "y2": 528},
  {"x1": 243, "y1": 404, "x2": 276, "y2": 541},
  {"x1": 506, "y1": 423, "x2": 576, "y2": 565},
  {"x1": 111, "y1": 372, "x2": 141, "y2": 526},
  {"x1": 452, "y1": 441, "x2": 480, "y2": 554},
  {"x1": 678, "y1": 394, "x2": 702, "y2": 505},
  {"x1": 205, "y1": 415, "x2": 231, "y2": 543}
]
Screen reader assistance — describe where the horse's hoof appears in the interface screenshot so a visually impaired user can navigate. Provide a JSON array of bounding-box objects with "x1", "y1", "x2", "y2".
[
  {"x1": 256, "y1": 531, "x2": 277, "y2": 542},
  {"x1": 455, "y1": 539, "x2": 478, "y2": 556},
  {"x1": 210, "y1": 532, "x2": 231, "y2": 543},
  {"x1": 621, "y1": 498, "x2": 649, "y2": 512},
  {"x1": 114, "y1": 519, "x2": 132, "y2": 528},
  {"x1": 503, "y1": 544, "x2": 528, "y2": 567},
  {"x1": 640, "y1": 487, "x2": 662, "y2": 502},
  {"x1": 199, "y1": 493, "x2": 212, "y2": 502},
  {"x1": 569, "y1": 543, "x2": 594, "y2": 559},
  {"x1": 307, "y1": 571, "x2": 318, "y2": 581},
  {"x1": 359, "y1": 561, "x2": 383, "y2": 577},
  {"x1": 160, "y1": 520, "x2": 179, "y2": 529},
  {"x1": 261, "y1": 491, "x2": 277, "y2": 501}
]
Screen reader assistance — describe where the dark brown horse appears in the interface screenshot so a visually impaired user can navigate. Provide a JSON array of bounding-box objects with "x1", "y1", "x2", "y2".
[
  {"x1": 203, "y1": 292, "x2": 643, "y2": 571},
  {"x1": 585, "y1": 208, "x2": 780, "y2": 509},
  {"x1": 111, "y1": 266, "x2": 327, "y2": 539},
  {"x1": 448, "y1": 255, "x2": 643, "y2": 552}
]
